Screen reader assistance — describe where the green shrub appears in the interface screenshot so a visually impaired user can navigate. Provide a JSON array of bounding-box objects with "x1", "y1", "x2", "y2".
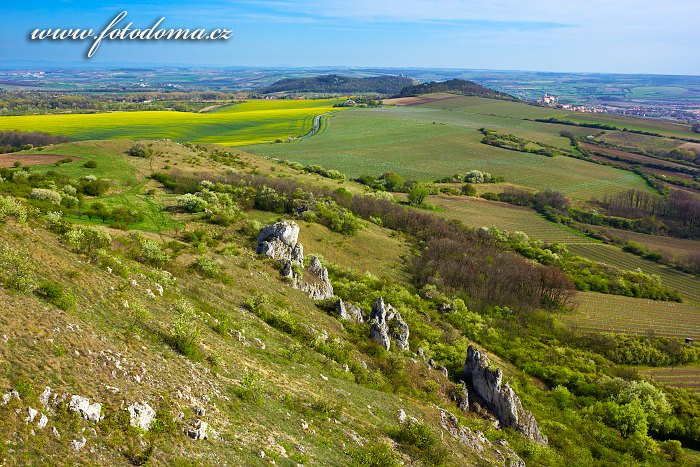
[
  {"x1": 349, "y1": 442, "x2": 401, "y2": 467},
  {"x1": 191, "y1": 255, "x2": 220, "y2": 278},
  {"x1": 35, "y1": 281, "x2": 76, "y2": 310},
  {"x1": 169, "y1": 300, "x2": 200, "y2": 358},
  {"x1": 391, "y1": 419, "x2": 448, "y2": 466},
  {"x1": 0, "y1": 196, "x2": 27, "y2": 223},
  {"x1": 233, "y1": 370, "x2": 266, "y2": 403},
  {"x1": 461, "y1": 183, "x2": 476, "y2": 196},
  {"x1": 127, "y1": 143, "x2": 150, "y2": 158},
  {"x1": 0, "y1": 245, "x2": 36, "y2": 293},
  {"x1": 407, "y1": 186, "x2": 430, "y2": 205},
  {"x1": 80, "y1": 178, "x2": 110, "y2": 196},
  {"x1": 82, "y1": 160, "x2": 97, "y2": 168},
  {"x1": 63, "y1": 226, "x2": 112, "y2": 260},
  {"x1": 127, "y1": 302, "x2": 152, "y2": 333}
]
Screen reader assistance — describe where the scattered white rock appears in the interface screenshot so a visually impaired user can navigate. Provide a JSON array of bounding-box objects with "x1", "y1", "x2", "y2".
[
  {"x1": 123, "y1": 300, "x2": 129, "y2": 309},
  {"x1": 52, "y1": 426, "x2": 60, "y2": 438},
  {"x1": 320, "y1": 374, "x2": 328, "y2": 381},
  {"x1": 342, "y1": 364, "x2": 350, "y2": 372},
  {"x1": 253, "y1": 337, "x2": 266, "y2": 350},
  {"x1": 195, "y1": 407, "x2": 206, "y2": 417},
  {"x1": 39, "y1": 386, "x2": 52, "y2": 407},
  {"x1": 154, "y1": 283, "x2": 164, "y2": 296},
  {"x1": 186, "y1": 420, "x2": 208, "y2": 440},
  {"x1": 72, "y1": 437, "x2": 86, "y2": 451},
  {"x1": 69, "y1": 395, "x2": 102, "y2": 422},
  {"x1": 397, "y1": 409, "x2": 407, "y2": 423},
  {"x1": 301, "y1": 419, "x2": 309, "y2": 430},
  {"x1": 37, "y1": 413, "x2": 48, "y2": 429},
  {"x1": 2, "y1": 389, "x2": 20, "y2": 405},
  {"x1": 106, "y1": 267, "x2": 112, "y2": 274},
  {"x1": 146, "y1": 289, "x2": 156, "y2": 299},
  {"x1": 25, "y1": 407, "x2": 38, "y2": 423},
  {"x1": 128, "y1": 401, "x2": 156, "y2": 431}
]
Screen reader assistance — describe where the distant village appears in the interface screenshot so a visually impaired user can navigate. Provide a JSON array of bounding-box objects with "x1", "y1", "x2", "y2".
[{"x1": 536, "y1": 92, "x2": 699, "y2": 122}]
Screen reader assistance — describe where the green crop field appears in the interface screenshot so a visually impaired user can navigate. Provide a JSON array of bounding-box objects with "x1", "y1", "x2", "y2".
[
  {"x1": 427, "y1": 195, "x2": 590, "y2": 243},
  {"x1": 244, "y1": 97, "x2": 650, "y2": 199},
  {"x1": 644, "y1": 366, "x2": 700, "y2": 393},
  {"x1": 563, "y1": 292, "x2": 700, "y2": 339},
  {"x1": 0, "y1": 99, "x2": 341, "y2": 146},
  {"x1": 567, "y1": 244, "x2": 700, "y2": 303}
]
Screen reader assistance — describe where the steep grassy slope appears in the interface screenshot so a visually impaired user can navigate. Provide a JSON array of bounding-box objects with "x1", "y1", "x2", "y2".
[{"x1": 2, "y1": 140, "x2": 699, "y2": 465}]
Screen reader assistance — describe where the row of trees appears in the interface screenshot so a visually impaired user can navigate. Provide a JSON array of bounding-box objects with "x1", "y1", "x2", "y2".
[
  {"x1": 601, "y1": 189, "x2": 700, "y2": 238},
  {"x1": 0, "y1": 130, "x2": 70, "y2": 153}
]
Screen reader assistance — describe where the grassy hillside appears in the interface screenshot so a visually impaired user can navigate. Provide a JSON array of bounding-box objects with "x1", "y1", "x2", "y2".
[
  {"x1": 2, "y1": 106, "x2": 700, "y2": 464},
  {"x1": 244, "y1": 97, "x2": 650, "y2": 199},
  {"x1": 0, "y1": 99, "x2": 342, "y2": 146}
]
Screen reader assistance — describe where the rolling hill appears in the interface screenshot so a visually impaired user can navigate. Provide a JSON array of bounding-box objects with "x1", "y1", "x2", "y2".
[{"x1": 258, "y1": 74, "x2": 415, "y2": 95}]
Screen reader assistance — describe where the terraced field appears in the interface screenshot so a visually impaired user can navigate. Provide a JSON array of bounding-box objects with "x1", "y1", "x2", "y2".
[
  {"x1": 246, "y1": 97, "x2": 649, "y2": 199},
  {"x1": 564, "y1": 292, "x2": 700, "y2": 339},
  {"x1": 0, "y1": 99, "x2": 342, "y2": 146},
  {"x1": 567, "y1": 244, "x2": 700, "y2": 304},
  {"x1": 584, "y1": 225, "x2": 700, "y2": 258},
  {"x1": 428, "y1": 195, "x2": 589, "y2": 243},
  {"x1": 645, "y1": 366, "x2": 700, "y2": 393}
]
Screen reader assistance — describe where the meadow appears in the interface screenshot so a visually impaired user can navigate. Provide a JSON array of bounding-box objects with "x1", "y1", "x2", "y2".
[
  {"x1": 245, "y1": 96, "x2": 650, "y2": 199},
  {"x1": 0, "y1": 99, "x2": 342, "y2": 146}
]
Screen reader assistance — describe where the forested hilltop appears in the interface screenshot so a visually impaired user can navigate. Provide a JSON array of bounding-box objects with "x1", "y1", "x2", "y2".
[
  {"x1": 397, "y1": 78, "x2": 517, "y2": 100},
  {"x1": 257, "y1": 74, "x2": 415, "y2": 95}
]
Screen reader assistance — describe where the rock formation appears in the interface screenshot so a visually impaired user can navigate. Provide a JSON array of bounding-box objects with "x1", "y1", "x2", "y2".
[
  {"x1": 257, "y1": 221, "x2": 333, "y2": 300},
  {"x1": 335, "y1": 299, "x2": 364, "y2": 323},
  {"x1": 463, "y1": 345, "x2": 547, "y2": 445},
  {"x1": 68, "y1": 395, "x2": 102, "y2": 422},
  {"x1": 128, "y1": 401, "x2": 156, "y2": 431},
  {"x1": 368, "y1": 297, "x2": 409, "y2": 351}
]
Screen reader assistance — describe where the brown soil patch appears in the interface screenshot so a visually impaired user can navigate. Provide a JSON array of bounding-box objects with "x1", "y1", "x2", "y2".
[
  {"x1": 0, "y1": 153, "x2": 79, "y2": 168},
  {"x1": 383, "y1": 94, "x2": 463, "y2": 106}
]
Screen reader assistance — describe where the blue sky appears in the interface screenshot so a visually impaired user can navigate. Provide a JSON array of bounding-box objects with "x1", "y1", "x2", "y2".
[{"x1": 2, "y1": 1, "x2": 699, "y2": 74}]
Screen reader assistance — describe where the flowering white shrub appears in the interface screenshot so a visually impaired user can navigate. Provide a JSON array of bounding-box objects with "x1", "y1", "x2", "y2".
[
  {"x1": 0, "y1": 245, "x2": 35, "y2": 292},
  {"x1": 464, "y1": 170, "x2": 492, "y2": 184},
  {"x1": 82, "y1": 175, "x2": 97, "y2": 182},
  {"x1": 62, "y1": 185, "x2": 78, "y2": 195},
  {"x1": 151, "y1": 269, "x2": 176, "y2": 287},
  {"x1": 176, "y1": 193, "x2": 209, "y2": 213},
  {"x1": 363, "y1": 191, "x2": 395, "y2": 202},
  {"x1": 0, "y1": 196, "x2": 28, "y2": 223},
  {"x1": 30, "y1": 188, "x2": 62, "y2": 204},
  {"x1": 62, "y1": 227, "x2": 112, "y2": 260}
]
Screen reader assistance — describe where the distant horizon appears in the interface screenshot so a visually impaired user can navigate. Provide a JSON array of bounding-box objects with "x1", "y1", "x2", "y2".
[{"x1": 1, "y1": 62, "x2": 699, "y2": 79}]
